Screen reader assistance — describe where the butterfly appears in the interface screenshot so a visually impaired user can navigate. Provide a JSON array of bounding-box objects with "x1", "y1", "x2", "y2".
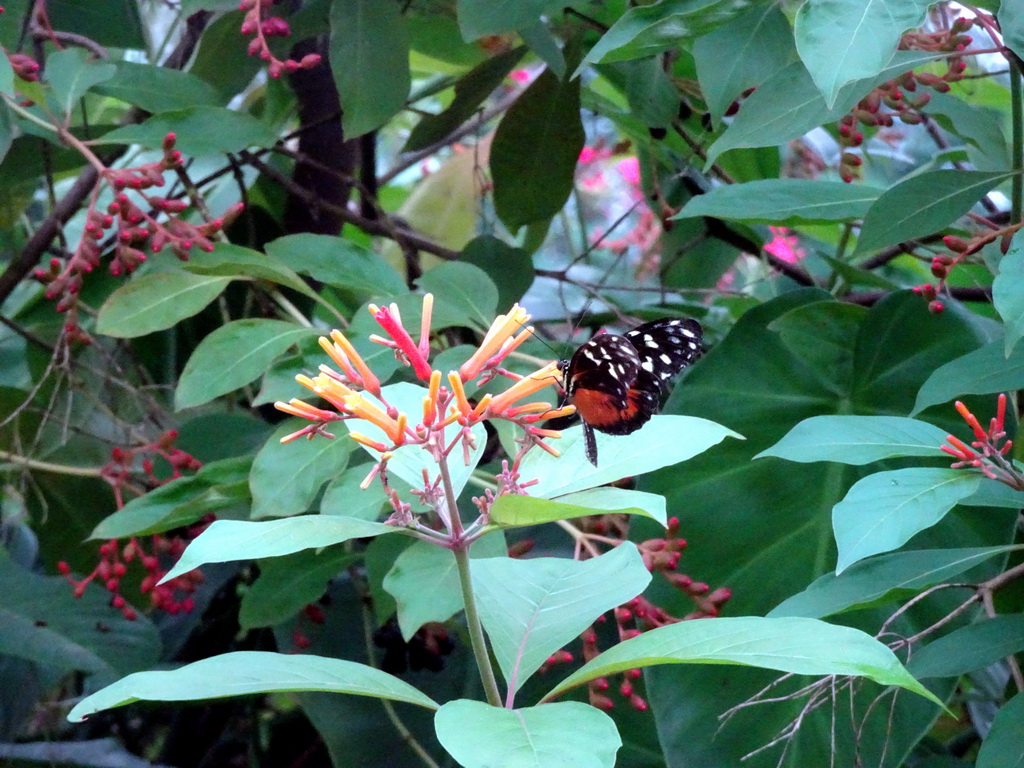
[{"x1": 559, "y1": 317, "x2": 703, "y2": 466}]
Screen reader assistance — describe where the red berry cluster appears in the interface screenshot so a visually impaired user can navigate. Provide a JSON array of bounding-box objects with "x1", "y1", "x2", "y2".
[
  {"x1": 914, "y1": 224, "x2": 1022, "y2": 313},
  {"x1": 541, "y1": 517, "x2": 731, "y2": 711},
  {"x1": 291, "y1": 603, "x2": 327, "y2": 650},
  {"x1": 837, "y1": 18, "x2": 973, "y2": 182},
  {"x1": 239, "y1": 0, "x2": 321, "y2": 79},
  {"x1": 56, "y1": 430, "x2": 207, "y2": 620},
  {"x1": 58, "y1": 530, "x2": 207, "y2": 620},
  {"x1": 34, "y1": 133, "x2": 242, "y2": 339},
  {"x1": 6, "y1": 50, "x2": 40, "y2": 82}
]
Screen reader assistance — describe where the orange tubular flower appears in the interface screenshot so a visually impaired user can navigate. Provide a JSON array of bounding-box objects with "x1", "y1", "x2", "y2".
[
  {"x1": 486, "y1": 362, "x2": 562, "y2": 416},
  {"x1": 341, "y1": 393, "x2": 406, "y2": 444},
  {"x1": 325, "y1": 330, "x2": 381, "y2": 396},
  {"x1": 274, "y1": 399, "x2": 339, "y2": 422},
  {"x1": 459, "y1": 304, "x2": 532, "y2": 381}
]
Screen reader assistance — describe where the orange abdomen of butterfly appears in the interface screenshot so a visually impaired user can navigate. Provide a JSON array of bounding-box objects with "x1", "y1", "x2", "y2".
[{"x1": 568, "y1": 385, "x2": 651, "y2": 435}]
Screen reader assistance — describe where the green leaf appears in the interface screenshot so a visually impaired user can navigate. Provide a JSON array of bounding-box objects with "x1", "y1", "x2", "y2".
[
  {"x1": 994, "y1": 242, "x2": 1024, "y2": 356},
  {"x1": 46, "y1": 0, "x2": 145, "y2": 48},
  {"x1": 329, "y1": 0, "x2": 411, "y2": 137},
  {"x1": 757, "y1": 415, "x2": 950, "y2": 465},
  {"x1": 321, "y1": 463, "x2": 387, "y2": 520},
  {"x1": 96, "y1": 107, "x2": 278, "y2": 155},
  {"x1": 457, "y1": 0, "x2": 555, "y2": 39},
  {"x1": 0, "y1": 550, "x2": 160, "y2": 683},
  {"x1": 598, "y1": 57, "x2": 680, "y2": 129},
  {"x1": 189, "y1": 11, "x2": 262, "y2": 99},
  {"x1": 543, "y1": 616, "x2": 943, "y2": 708},
  {"x1": 45, "y1": 48, "x2": 117, "y2": 118},
  {"x1": 577, "y1": 0, "x2": 759, "y2": 69},
  {"x1": 491, "y1": 69, "x2": 585, "y2": 231},
  {"x1": 704, "y1": 51, "x2": 945, "y2": 166},
  {"x1": 93, "y1": 62, "x2": 222, "y2": 113},
  {"x1": 473, "y1": 544, "x2": 651, "y2": 695},
  {"x1": 833, "y1": 468, "x2": 982, "y2": 573},
  {"x1": 239, "y1": 549, "x2": 359, "y2": 630},
  {"x1": 999, "y1": 2, "x2": 1024, "y2": 62},
  {"x1": 692, "y1": 4, "x2": 795, "y2": 126},
  {"x1": 489, "y1": 487, "x2": 666, "y2": 528},
  {"x1": 160, "y1": 516, "x2": 397, "y2": 583},
  {"x1": 383, "y1": 535, "x2": 507, "y2": 640},
  {"x1": 794, "y1": 0, "x2": 931, "y2": 108},
  {"x1": 927, "y1": 91, "x2": 1011, "y2": 172},
  {"x1": 250, "y1": 420, "x2": 354, "y2": 519},
  {"x1": 908, "y1": 615, "x2": 1024, "y2": 679},
  {"x1": 435, "y1": 700, "x2": 620, "y2": 768},
  {"x1": 459, "y1": 235, "x2": 535, "y2": 311},
  {"x1": 96, "y1": 271, "x2": 231, "y2": 338},
  {"x1": 264, "y1": 233, "x2": 406, "y2": 298},
  {"x1": 673, "y1": 179, "x2": 879, "y2": 225},
  {"x1": 185, "y1": 243, "x2": 318, "y2": 298},
  {"x1": 418, "y1": 262, "x2": 498, "y2": 330},
  {"x1": 68, "y1": 651, "x2": 438, "y2": 722},
  {"x1": 342, "y1": 383, "x2": 486, "y2": 498},
  {"x1": 912, "y1": 339, "x2": 1022, "y2": 415},
  {"x1": 976, "y1": 693, "x2": 1024, "y2": 768},
  {"x1": 769, "y1": 545, "x2": 1023, "y2": 619},
  {"x1": 519, "y1": 415, "x2": 742, "y2": 499},
  {"x1": 405, "y1": 46, "x2": 526, "y2": 152},
  {"x1": 91, "y1": 457, "x2": 252, "y2": 539},
  {"x1": 855, "y1": 170, "x2": 1014, "y2": 255},
  {"x1": 0, "y1": 49, "x2": 14, "y2": 96},
  {"x1": 175, "y1": 320, "x2": 318, "y2": 410}
]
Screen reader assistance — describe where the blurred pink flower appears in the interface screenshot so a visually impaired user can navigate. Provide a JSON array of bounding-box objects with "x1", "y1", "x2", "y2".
[
  {"x1": 617, "y1": 157, "x2": 640, "y2": 185},
  {"x1": 764, "y1": 226, "x2": 805, "y2": 263}
]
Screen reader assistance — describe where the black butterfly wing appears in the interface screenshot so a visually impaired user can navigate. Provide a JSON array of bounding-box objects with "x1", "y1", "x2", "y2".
[{"x1": 625, "y1": 318, "x2": 703, "y2": 395}]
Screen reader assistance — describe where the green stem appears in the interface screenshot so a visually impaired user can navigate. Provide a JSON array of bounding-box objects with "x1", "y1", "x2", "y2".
[
  {"x1": 0, "y1": 450, "x2": 104, "y2": 477},
  {"x1": 438, "y1": 453, "x2": 502, "y2": 707},
  {"x1": 1011, "y1": 59, "x2": 1023, "y2": 224}
]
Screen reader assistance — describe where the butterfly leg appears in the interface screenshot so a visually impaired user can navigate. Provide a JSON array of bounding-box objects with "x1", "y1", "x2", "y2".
[{"x1": 582, "y1": 421, "x2": 599, "y2": 467}]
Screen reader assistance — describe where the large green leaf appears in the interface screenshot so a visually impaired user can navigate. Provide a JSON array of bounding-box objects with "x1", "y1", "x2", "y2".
[
  {"x1": 434, "y1": 700, "x2": 620, "y2": 768},
  {"x1": 264, "y1": 233, "x2": 406, "y2": 299},
  {"x1": 383, "y1": 534, "x2": 507, "y2": 640},
  {"x1": 833, "y1": 468, "x2": 982, "y2": 573},
  {"x1": 97, "y1": 107, "x2": 278, "y2": 154},
  {"x1": 329, "y1": 0, "x2": 410, "y2": 137},
  {"x1": 519, "y1": 415, "x2": 741, "y2": 499},
  {"x1": 45, "y1": 48, "x2": 116, "y2": 118},
  {"x1": 976, "y1": 693, "x2": 1024, "y2": 768},
  {"x1": 0, "y1": 550, "x2": 160, "y2": 684},
  {"x1": 93, "y1": 62, "x2": 222, "y2": 114},
  {"x1": 239, "y1": 549, "x2": 359, "y2": 630},
  {"x1": 250, "y1": 420, "x2": 355, "y2": 519},
  {"x1": 640, "y1": 290, "x2": 1008, "y2": 767},
  {"x1": 692, "y1": 3, "x2": 795, "y2": 126},
  {"x1": 704, "y1": 50, "x2": 944, "y2": 167},
  {"x1": 405, "y1": 47, "x2": 526, "y2": 151},
  {"x1": 160, "y1": 516, "x2": 398, "y2": 583},
  {"x1": 794, "y1": 0, "x2": 931, "y2": 108},
  {"x1": 456, "y1": 0, "x2": 555, "y2": 39},
  {"x1": 994, "y1": 242, "x2": 1024, "y2": 355},
  {"x1": 473, "y1": 544, "x2": 651, "y2": 697},
  {"x1": 544, "y1": 617, "x2": 942, "y2": 707},
  {"x1": 96, "y1": 271, "x2": 230, "y2": 338},
  {"x1": 185, "y1": 243, "x2": 318, "y2": 298},
  {"x1": 907, "y1": 614, "x2": 1024, "y2": 679},
  {"x1": 175, "y1": 320, "x2": 318, "y2": 410},
  {"x1": 855, "y1": 170, "x2": 1014, "y2": 255},
  {"x1": 673, "y1": 179, "x2": 879, "y2": 225},
  {"x1": 68, "y1": 651, "x2": 438, "y2": 722},
  {"x1": 912, "y1": 339, "x2": 1022, "y2": 415},
  {"x1": 770, "y1": 545, "x2": 1022, "y2": 619},
  {"x1": 758, "y1": 415, "x2": 950, "y2": 465},
  {"x1": 491, "y1": 69, "x2": 584, "y2": 231},
  {"x1": 91, "y1": 456, "x2": 252, "y2": 539},
  {"x1": 418, "y1": 262, "x2": 498, "y2": 330},
  {"x1": 489, "y1": 488, "x2": 666, "y2": 529}
]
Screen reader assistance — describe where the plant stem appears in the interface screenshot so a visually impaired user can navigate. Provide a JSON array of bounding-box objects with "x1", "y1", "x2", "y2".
[
  {"x1": 1011, "y1": 57, "x2": 1023, "y2": 224},
  {"x1": 438, "y1": 452, "x2": 502, "y2": 707},
  {"x1": 0, "y1": 450, "x2": 105, "y2": 477}
]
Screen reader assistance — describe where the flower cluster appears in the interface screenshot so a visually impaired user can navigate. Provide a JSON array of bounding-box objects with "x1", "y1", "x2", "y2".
[
  {"x1": 275, "y1": 295, "x2": 573, "y2": 527},
  {"x1": 34, "y1": 133, "x2": 243, "y2": 339},
  {"x1": 834, "y1": 18, "x2": 973, "y2": 182},
  {"x1": 239, "y1": 0, "x2": 321, "y2": 79},
  {"x1": 942, "y1": 395, "x2": 1022, "y2": 489},
  {"x1": 59, "y1": 431, "x2": 207, "y2": 620},
  {"x1": 913, "y1": 224, "x2": 1022, "y2": 314}
]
